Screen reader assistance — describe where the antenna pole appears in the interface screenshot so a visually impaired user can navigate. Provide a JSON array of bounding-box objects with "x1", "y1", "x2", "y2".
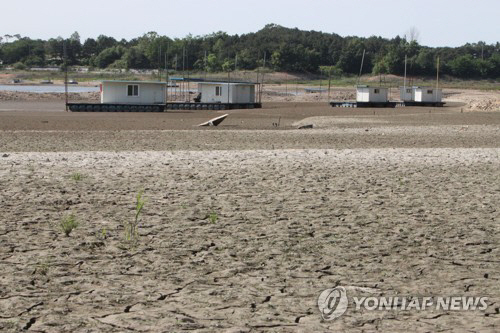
[
  {"x1": 404, "y1": 54, "x2": 407, "y2": 100},
  {"x1": 63, "y1": 41, "x2": 68, "y2": 111},
  {"x1": 436, "y1": 56, "x2": 440, "y2": 100},
  {"x1": 204, "y1": 51, "x2": 207, "y2": 81},
  {"x1": 328, "y1": 67, "x2": 332, "y2": 101},
  {"x1": 165, "y1": 43, "x2": 169, "y2": 102},
  {"x1": 357, "y1": 49, "x2": 366, "y2": 86},
  {"x1": 319, "y1": 70, "x2": 322, "y2": 96},
  {"x1": 285, "y1": 72, "x2": 288, "y2": 95},
  {"x1": 261, "y1": 52, "x2": 266, "y2": 103},
  {"x1": 182, "y1": 47, "x2": 185, "y2": 101},
  {"x1": 186, "y1": 47, "x2": 190, "y2": 101},
  {"x1": 158, "y1": 46, "x2": 162, "y2": 82}
]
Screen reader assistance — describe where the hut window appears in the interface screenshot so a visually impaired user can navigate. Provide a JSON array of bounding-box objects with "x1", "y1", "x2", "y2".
[
  {"x1": 127, "y1": 85, "x2": 139, "y2": 97},
  {"x1": 406, "y1": 89, "x2": 411, "y2": 93},
  {"x1": 374, "y1": 89, "x2": 380, "y2": 94},
  {"x1": 427, "y1": 89, "x2": 433, "y2": 94},
  {"x1": 215, "y1": 86, "x2": 222, "y2": 96}
]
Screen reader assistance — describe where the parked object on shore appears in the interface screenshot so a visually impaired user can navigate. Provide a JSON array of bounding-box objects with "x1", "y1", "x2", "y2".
[
  {"x1": 330, "y1": 85, "x2": 444, "y2": 108},
  {"x1": 198, "y1": 114, "x2": 229, "y2": 127},
  {"x1": 67, "y1": 79, "x2": 262, "y2": 112},
  {"x1": 197, "y1": 82, "x2": 257, "y2": 104},
  {"x1": 399, "y1": 86, "x2": 445, "y2": 107},
  {"x1": 100, "y1": 80, "x2": 167, "y2": 104},
  {"x1": 356, "y1": 85, "x2": 389, "y2": 103},
  {"x1": 40, "y1": 80, "x2": 53, "y2": 84},
  {"x1": 331, "y1": 85, "x2": 398, "y2": 108},
  {"x1": 11, "y1": 79, "x2": 21, "y2": 84}
]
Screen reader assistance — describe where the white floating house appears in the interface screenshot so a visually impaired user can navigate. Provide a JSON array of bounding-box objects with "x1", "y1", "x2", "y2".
[
  {"x1": 399, "y1": 86, "x2": 442, "y2": 103},
  {"x1": 100, "y1": 80, "x2": 167, "y2": 104},
  {"x1": 400, "y1": 86, "x2": 414, "y2": 101},
  {"x1": 356, "y1": 85, "x2": 389, "y2": 103},
  {"x1": 197, "y1": 82, "x2": 256, "y2": 104},
  {"x1": 414, "y1": 87, "x2": 442, "y2": 103}
]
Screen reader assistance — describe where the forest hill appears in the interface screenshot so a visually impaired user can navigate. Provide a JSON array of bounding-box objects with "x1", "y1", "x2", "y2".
[{"x1": 0, "y1": 24, "x2": 498, "y2": 78}]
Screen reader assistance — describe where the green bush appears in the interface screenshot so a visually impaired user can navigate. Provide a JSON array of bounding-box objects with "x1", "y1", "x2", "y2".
[{"x1": 13, "y1": 62, "x2": 27, "y2": 70}]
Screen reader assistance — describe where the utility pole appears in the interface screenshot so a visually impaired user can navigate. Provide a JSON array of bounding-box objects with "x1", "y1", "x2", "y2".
[
  {"x1": 436, "y1": 56, "x2": 440, "y2": 93},
  {"x1": 204, "y1": 50, "x2": 207, "y2": 81},
  {"x1": 328, "y1": 67, "x2": 332, "y2": 101},
  {"x1": 165, "y1": 43, "x2": 169, "y2": 102},
  {"x1": 261, "y1": 52, "x2": 266, "y2": 103},
  {"x1": 158, "y1": 46, "x2": 162, "y2": 81},
  {"x1": 63, "y1": 41, "x2": 68, "y2": 111},
  {"x1": 285, "y1": 72, "x2": 288, "y2": 95},
  {"x1": 319, "y1": 69, "x2": 322, "y2": 96},
  {"x1": 182, "y1": 47, "x2": 185, "y2": 101},
  {"x1": 404, "y1": 54, "x2": 407, "y2": 100},
  {"x1": 357, "y1": 49, "x2": 366, "y2": 86}
]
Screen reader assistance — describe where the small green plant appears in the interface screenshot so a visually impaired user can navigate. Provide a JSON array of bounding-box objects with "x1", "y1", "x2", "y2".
[
  {"x1": 35, "y1": 261, "x2": 50, "y2": 276},
  {"x1": 96, "y1": 227, "x2": 108, "y2": 240},
  {"x1": 125, "y1": 190, "x2": 145, "y2": 244},
  {"x1": 71, "y1": 172, "x2": 84, "y2": 181},
  {"x1": 208, "y1": 211, "x2": 218, "y2": 224},
  {"x1": 60, "y1": 213, "x2": 79, "y2": 236}
]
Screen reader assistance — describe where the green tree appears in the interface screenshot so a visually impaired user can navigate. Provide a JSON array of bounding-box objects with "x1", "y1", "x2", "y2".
[
  {"x1": 415, "y1": 48, "x2": 436, "y2": 76},
  {"x1": 122, "y1": 47, "x2": 150, "y2": 69},
  {"x1": 448, "y1": 54, "x2": 480, "y2": 78},
  {"x1": 94, "y1": 46, "x2": 125, "y2": 68},
  {"x1": 336, "y1": 38, "x2": 367, "y2": 74},
  {"x1": 206, "y1": 53, "x2": 219, "y2": 72}
]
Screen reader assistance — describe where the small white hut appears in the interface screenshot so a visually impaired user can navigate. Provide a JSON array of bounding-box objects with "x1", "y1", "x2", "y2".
[
  {"x1": 100, "y1": 81, "x2": 167, "y2": 104},
  {"x1": 414, "y1": 87, "x2": 442, "y2": 102},
  {"x1": 399, "y1": 86, "x2": 414, "y2": 101},
  {"x1": 356, "y1": 85, "x2": 389, "y2": 103},
  {"x1": 198, "y1": 82, "x2": 256, "y2": 104},
  {"x1": 400, "y1": 86, "x2": 442, "y2": 103}
]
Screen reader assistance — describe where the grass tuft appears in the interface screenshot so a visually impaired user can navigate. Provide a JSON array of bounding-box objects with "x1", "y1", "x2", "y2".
[
  {"x1": 60, "y1": 213, "x2": 79, "y2": 236},
  {"x1": 71, "y1": 172, "x2": 84, "y2": 181},
  {"x1": 209, "y1": 211, "x2": 218, "y2": 224},
  {"x1": 124, "y1": 190, "x2": 145, "y2": 245}
]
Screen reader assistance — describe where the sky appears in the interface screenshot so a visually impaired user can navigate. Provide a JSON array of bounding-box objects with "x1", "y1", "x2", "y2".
[{"x1": 1, "y1": 0, "x2": 498, "y2": 47}]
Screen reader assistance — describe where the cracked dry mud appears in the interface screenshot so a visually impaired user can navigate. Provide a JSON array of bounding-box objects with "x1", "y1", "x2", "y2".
[
  {"x1": 0, "y1": 100, "x2": 499, "y2": 332},
  {"x1": 1, "y1": 149, "x2": 499, "y2": 332}
]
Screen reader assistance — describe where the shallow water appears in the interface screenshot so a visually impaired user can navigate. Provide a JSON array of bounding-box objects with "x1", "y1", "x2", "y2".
[{"x1": 0, "y1": 84, "x2": 100, "y2": 93}]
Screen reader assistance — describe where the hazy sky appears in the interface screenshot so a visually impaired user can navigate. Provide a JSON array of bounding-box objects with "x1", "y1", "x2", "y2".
[{"x1": 1, "y1": 0, "x2": 498, "y2": 47}]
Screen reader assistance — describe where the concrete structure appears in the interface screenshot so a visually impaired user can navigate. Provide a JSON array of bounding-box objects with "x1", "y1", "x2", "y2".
[
  {"x1": 356, "y1": 85, "x2": 389, "y2": 103},
  {"x1": 100, "y1": 81, "x2": 166, "y2": 104},
  {"x1": 198, "y1": 82, "x2": 256, "y2": 104},
  {"x1": 400, "y1": 86, "x2": 442, "y2": 103}
]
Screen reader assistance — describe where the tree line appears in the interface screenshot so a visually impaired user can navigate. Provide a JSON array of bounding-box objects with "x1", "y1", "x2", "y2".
[{"x1": 1, "y1": 24, "x2": 499, "y2": 78}]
